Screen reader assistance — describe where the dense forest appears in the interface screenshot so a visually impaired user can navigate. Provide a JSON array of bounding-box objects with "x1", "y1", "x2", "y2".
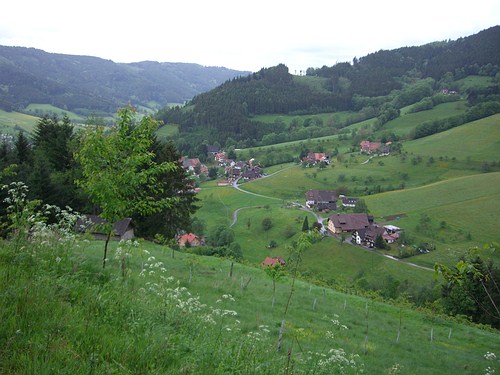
[
  {"x1": 0, "y1": 113, "x2": 199, "y2": 240},
  {"x1": 0, "y1": 46, "x2": 249, "y2": 115},
  {"x1": 157, "y1": 26, "x2": 500, "y2": 155}
]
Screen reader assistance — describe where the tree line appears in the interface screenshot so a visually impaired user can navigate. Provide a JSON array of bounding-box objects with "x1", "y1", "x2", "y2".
[
  {"x1": 0, "y1": 110, "x2": 199, "y2": 241},
  {"x1": 157, "y1": 27, "x2": 500, "y2": 153}
]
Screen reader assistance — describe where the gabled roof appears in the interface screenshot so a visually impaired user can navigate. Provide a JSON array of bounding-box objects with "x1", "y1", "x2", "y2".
[
  {"x1": 328, "y1": 213, "x2": 370, "y2": 231},
  {"x1": 305, "y1": 189, "x2": 337, "y2": 203},
  {"x1": 179, "y1": 233, "x2": 200, "y2": 243},
  {"x1": 262, "y1": 256, "x2": 286, "y2": 267}
]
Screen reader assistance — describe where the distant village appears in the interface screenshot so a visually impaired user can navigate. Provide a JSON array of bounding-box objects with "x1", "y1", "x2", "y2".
[{"x1": 177, "y1": 140, "x2": 402, "y2": 260}]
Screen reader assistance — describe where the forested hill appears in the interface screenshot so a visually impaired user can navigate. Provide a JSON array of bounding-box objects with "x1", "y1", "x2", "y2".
[
  {"x1": 0, "y1": 46, "x2": 249, "y2": 115},
  {"x1": 157, "y1": 26, "x2": 500, "y2": 150}
]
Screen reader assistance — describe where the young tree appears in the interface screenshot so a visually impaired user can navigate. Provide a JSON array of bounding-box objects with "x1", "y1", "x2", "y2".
[
  {"x1": 353, "y1": 198, "x2": 369, "y2": 214},
  {"x1": 262, "y1": 217, "x2": 273, "y2": 231},
  {"x1": 277, "y1": 230, "x2": 320, "y2": 351},
  {"x1": 75, "y1": 107, "x2": 176, "y2": 268},
  {"x1": 264, "y1": 263, "x2": 286, "y2": 308}
]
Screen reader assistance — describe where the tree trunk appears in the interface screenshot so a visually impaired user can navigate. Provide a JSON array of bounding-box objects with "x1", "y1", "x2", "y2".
[
  {"x1": 272, "y1": 280, "x2": 276, "y2": 308},
  {"x1": 102, "y1": 231, "x2": 112, "y2": 269}
]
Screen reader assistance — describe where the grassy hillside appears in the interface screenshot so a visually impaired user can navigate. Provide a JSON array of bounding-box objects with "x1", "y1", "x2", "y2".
[
  {"x1": 403, "y1": 113, "x2": 500, "y2": 162},
  {"x1": 0, "y1": 109, "x2": 40, "y2": 134},
  {"x1": 364, "y1": 172, "x2": 500, "y2": 266},
  {"x1": 195, "y1": 112, "x2": 500, "y2": 299},
  {"x1": 1, "y1": 231, "x2": 498, "y2": 374},
  {"x1": 384, "y1": 100, "x2": 468, "y2": 138}
]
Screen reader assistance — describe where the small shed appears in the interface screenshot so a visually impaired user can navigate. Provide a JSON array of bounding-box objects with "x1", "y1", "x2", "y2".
[{"x1": 76, "y1": 215, "x2": 134, "y2": 241}]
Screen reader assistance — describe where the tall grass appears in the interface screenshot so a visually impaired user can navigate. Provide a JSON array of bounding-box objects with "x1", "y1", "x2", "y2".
[{"x1": 1, "y1": 184, "x2": 498, "y2": 374}]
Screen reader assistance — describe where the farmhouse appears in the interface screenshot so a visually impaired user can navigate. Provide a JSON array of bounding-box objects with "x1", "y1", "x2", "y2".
[
  {"x1": 242, "y1": 167, "x2": 262, "y2": 181},
  {"x1": 302, "y1": 152, "x2": 330, "y2": 166},
  {"x1": 305, "y1": 189, "x2": 337, "y2": 211},
  {"x1": 352, "y1": 225, "x2": 401, "y2": 247},
  {"x1": 262, "y1": 256, "x2": 286, "y2": 267},
  {"x1": 75, "y1": 215, "x2": 134, "y2": 241},
  {"x1": 341, "y1": 196, "x2": 358, "y2": 208},
  {"x1": 177, "y1": 233, "x2": 203, "y2": 247},
  {"x1": 181, "y1": 157, "x2": 209, "y2": 176},
  {"x1": 360, "y1": 140, "x2": 391, "y2": 155},
  {"x1": 326, "y1": 213, "x2": 371, "y2": 234}
]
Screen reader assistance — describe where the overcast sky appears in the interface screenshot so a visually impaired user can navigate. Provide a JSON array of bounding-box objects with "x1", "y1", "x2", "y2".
[{"x1": 1, "y1": 0, "x2": 498, "y2": 74}]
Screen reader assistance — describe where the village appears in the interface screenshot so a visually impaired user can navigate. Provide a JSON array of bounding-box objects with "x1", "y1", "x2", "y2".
[{"x1": 176, "y1": 140, "x2": 403, "y2": 266}]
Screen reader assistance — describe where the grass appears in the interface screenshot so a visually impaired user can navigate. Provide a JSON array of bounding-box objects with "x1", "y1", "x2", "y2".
[
  {"x1": 403, "y1": 114, "x2": 500, "y2": 162},
  {"x1": 251, "y1": 111, "x2": 355, "y2": 126},
  {"x1": 197, "y1": 110, "x2": 500, "y2": 292},
  {"x1": 24, "y1": 104, "x2": 85, "y2": 122},
  {"x1": 382, "y1": 100, "x2": 468, "y2": 138},
  {"x1": 1, "y1": 233, "x2": 498, "y2": 374},
  {"x1": 0, "y1": 109, "x2": 40, "y2": 134},
  {"x1": 156, "y1": 123, "x2": 179, "y2": 137}
]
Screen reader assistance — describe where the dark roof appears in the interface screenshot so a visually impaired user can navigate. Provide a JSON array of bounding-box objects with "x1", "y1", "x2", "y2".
[
  {"x1": 342, "y1": 197, "x2": 358, "y2": 205},
  {"x1": 328, "y1": 213, "x2": 370, "y2": 231},
  {"x1": 305, "y1": 190, "x2": 337, "y2": 203},
  {"x1": 76, "y1": 215, "x2": 133, "y2": 236},
  {"x1": 364, "y1": 225, "x2": 386, "y2": 241}
]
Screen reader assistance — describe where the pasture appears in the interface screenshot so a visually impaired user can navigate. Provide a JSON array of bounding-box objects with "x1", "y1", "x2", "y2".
[
  {"x1": 2, "y1": 233, "x2": 497, "y2": 374},
  {"x1": 0, "y1": 109, "x2": 39, "y2": 134}
]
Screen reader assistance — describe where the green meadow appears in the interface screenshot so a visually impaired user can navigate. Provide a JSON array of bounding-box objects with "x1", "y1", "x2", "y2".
[
  {"x1": 1, "y1": 232, "x2": 498, "y2": 374},
  {"x1": 196, "y1": 113, "x2": 500, "y2": 294},
  {"x1": 24, "y1": 104, "x2": 86, "y2": 122},
  {"x1": 384, "y1": 101, "x2": 468, "y2": 138},
  {"x1": 0, "y1": 109, "x2": 40, "y2": 134}
]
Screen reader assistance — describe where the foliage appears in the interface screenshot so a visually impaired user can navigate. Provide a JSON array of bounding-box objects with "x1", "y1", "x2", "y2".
[
  {"x1": 435, "y1": 243, "x2": 500, "y2": 328},
  {"x1": 133, "y1": 139, "x2": 200, "y2": 240},
  {"x1": 75, "y1": 107, "x2": 176, "y2": 267},
  {"x1": 262, "y1": 217, "x2": 273, "y2": 231},
  {"x1": 207, "y1": 225, "x2": 235, "y2": 247}
]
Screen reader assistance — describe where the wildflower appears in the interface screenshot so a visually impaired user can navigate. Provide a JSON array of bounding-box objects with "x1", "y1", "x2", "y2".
[{"x1": 485, "y1": 352, "x2": 497, "y2": 361}]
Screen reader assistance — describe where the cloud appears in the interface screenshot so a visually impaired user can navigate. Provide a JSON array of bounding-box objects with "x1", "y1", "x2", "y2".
[{"x1": 0, "y1": 0, "x2": 498, "y2": 72}]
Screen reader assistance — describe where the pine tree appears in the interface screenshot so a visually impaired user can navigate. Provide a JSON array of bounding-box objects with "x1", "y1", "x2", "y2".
[{"x1": 302, "y1": 216, "x2": 309, "y2": 232}]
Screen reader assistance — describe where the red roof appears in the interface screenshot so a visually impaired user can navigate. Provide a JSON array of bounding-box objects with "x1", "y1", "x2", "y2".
[{"x1": 262, "y1": 256, "x2": 286, "y2": 267}]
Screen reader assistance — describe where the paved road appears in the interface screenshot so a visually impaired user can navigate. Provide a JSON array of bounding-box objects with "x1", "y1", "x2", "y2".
[{"x1": 229, "y1": 168, "x2": 433, "y2": 272}]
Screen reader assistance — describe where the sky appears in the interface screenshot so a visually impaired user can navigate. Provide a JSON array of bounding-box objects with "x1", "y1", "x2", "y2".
[{"x1": 1, "y1": 0, "x2": 499, "y2": 74}]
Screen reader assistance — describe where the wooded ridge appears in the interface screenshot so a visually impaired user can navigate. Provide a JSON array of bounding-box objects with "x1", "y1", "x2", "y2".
[{"x1": 0, "y1": 46, "x2": 250, "y2": 115}]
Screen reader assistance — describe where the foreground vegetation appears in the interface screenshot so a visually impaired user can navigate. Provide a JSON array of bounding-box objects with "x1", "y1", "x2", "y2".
[{"x1": 0, "y1": 194, "x2": 498, "y2": 374}]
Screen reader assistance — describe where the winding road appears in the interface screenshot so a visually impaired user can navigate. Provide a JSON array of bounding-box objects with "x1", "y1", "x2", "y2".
[{"x1": 228, "y1": 167, "x2": 433, "y2": 272}]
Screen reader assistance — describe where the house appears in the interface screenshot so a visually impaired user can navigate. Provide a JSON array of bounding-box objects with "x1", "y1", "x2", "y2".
[
  {"x1": 75, "y1": 215, "x2": 134, "y2": 241},
  {"x1": 360, "y1": 141, "x2": 382, "y2": 154},
  {"x1": 352, "y1": 225, "x2": 401, "y2": 247},
  {"x1": 327, "y1": 213, "x2": 370, "y2": 234},
  {"x1": 305, "y1": 190, "x2": 337, "y2": 211},
  {"x1": 181, "y1": 157, "x2": 208, "y2": 176},
  {"x1": 363, "y1": 225, "x2": 387, "y2": 247},
  {"x1": 242, "y1": 167, "x2": 262, "y2": 181},
  {"x1": 177, "y1": 233, "x2": 203, "y2": 247},
  {"x1": 302, "y1": 152, "x2": 330, "y2": 166},
  {"x1": 341, "y1": 196, "x2": 358, "y2": 208},
  {"x1": 206, "y1": 145, "x2": 220, "y2": 156},
  {"x1": 262, "y1": 256, "x2": 286, "y2": 267}
]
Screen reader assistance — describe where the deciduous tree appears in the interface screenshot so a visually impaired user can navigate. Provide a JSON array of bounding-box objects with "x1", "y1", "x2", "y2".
[{"x1": 76, "y1": 107, "x2": 176, "y2": 268}]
